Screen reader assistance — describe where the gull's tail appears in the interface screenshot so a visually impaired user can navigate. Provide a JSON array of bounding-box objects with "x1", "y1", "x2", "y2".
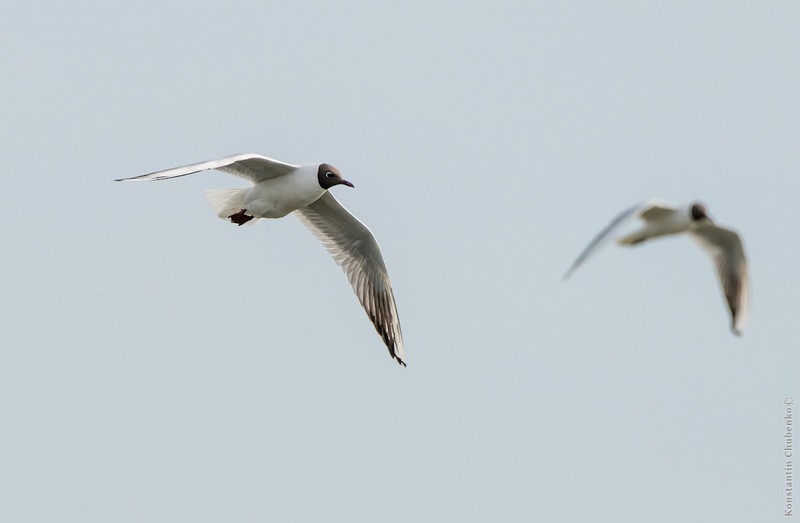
[{"x1": 204, "y1": 189, "x2": 259, "y2": 224}]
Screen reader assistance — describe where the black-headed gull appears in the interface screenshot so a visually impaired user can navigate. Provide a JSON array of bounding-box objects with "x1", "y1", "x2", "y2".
[
  {"x1": 117, "y1": 153, "x2": 406, "y2": 366},
  {"x1": 564, "y1": 199, "x2": 750, "y2": 335}
]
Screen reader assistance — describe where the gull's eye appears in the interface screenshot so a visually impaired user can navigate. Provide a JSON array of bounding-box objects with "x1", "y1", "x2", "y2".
[{"x1": 325, "y1": 171, "x2": 334, "y2": 178}]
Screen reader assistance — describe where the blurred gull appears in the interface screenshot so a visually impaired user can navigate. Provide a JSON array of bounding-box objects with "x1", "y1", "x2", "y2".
[
  {"x1": 117, "y1": 153, "x2": 406, "y2": 365},
  {"x1": 564, "y1": 199, "x2": 750, "y2": 335}
]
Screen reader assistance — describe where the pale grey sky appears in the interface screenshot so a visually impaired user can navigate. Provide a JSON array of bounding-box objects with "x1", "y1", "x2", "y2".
[{"x1": 1, "y1": 1, "x2": 798, "y2": 521}]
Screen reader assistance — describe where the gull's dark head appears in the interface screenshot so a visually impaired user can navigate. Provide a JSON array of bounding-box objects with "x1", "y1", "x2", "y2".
[
  {"x1": 690, "y1": 202, "x2": 710, "y2": 221},
  {"x1": 317, "y1": 163, "x2": 354, "y2": 190}
]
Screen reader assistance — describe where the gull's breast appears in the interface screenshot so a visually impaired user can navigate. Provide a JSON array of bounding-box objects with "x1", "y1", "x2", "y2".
[{"x1": 244, "y1": 172, "x2": 324, "y2": 219}]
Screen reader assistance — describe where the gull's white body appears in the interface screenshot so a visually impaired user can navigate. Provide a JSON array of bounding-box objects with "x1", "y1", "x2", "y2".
[
  {"x1": 565, "y1": 199, "x2": 750, "y2": 336},
  {"x1": 117, "y1": 153, "x2": 406, "y2": 366},
  {"x1": 239, "y1": 165, "x2": 324, "y2": 219},
  {"x1": 616, "y1": 201, "x2": 696, "y2": 245}
]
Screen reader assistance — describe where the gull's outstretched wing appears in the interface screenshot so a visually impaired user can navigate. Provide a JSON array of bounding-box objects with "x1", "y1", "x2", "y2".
[
  {"x1": 564, "y1": 199, "x2": 680, "y2": 279},
  {"x1": 116, "y1": 153, "x2": 297, "y2": 184},
  {"x1": 295, "y1": 192, "x2": 406, "y2": 366},
  {"x1": 690, "y1": 223, "x2": 750, "y2": 335}
]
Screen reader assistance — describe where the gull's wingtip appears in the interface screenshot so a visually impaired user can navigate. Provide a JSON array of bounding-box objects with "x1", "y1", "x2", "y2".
[
  {"x1": 394, "y1": 351, "x2": 407, "y2": 367},
  {"x1": 115, "y1": 173, "x2": 169, "y2": 182}
]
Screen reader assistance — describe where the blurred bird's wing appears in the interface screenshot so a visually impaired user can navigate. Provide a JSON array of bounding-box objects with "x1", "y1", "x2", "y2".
[
  {"x1": 690, "y1": 223, "x2": 750, "y2": 335},
  {"x1": 564, "y1": 199, "x2": 680, "y2": 279}
]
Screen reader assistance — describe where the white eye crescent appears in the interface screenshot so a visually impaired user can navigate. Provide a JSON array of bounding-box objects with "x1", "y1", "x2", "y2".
[{"x1": 325, "y1": 171, "x2": 334, "y2": 178}]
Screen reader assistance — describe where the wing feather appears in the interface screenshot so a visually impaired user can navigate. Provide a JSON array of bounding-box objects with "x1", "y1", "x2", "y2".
[
  {"x1": 116, "y1": 153, "x2": 297, "y2": 184},
  {"x1": 564, "y1": 199, "x2": 681, "y2": 279},
  {"x1": 564, "y1": 202, "x2": 642, "y2": 279},
  {"x1": 690, "y1": 223, "x2": 750, "y2": 335},
  {"x1": 294, "y1": 192, "x2": 406, "y2": 366}
]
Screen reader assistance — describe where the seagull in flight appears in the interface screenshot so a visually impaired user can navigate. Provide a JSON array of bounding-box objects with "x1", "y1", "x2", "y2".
[
  {"x1": 117, "y1": 153, "x2": 406, "y2": 365},
  {"x1": 564, "y1": 199, "x2": 750, "y2": 335}
]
